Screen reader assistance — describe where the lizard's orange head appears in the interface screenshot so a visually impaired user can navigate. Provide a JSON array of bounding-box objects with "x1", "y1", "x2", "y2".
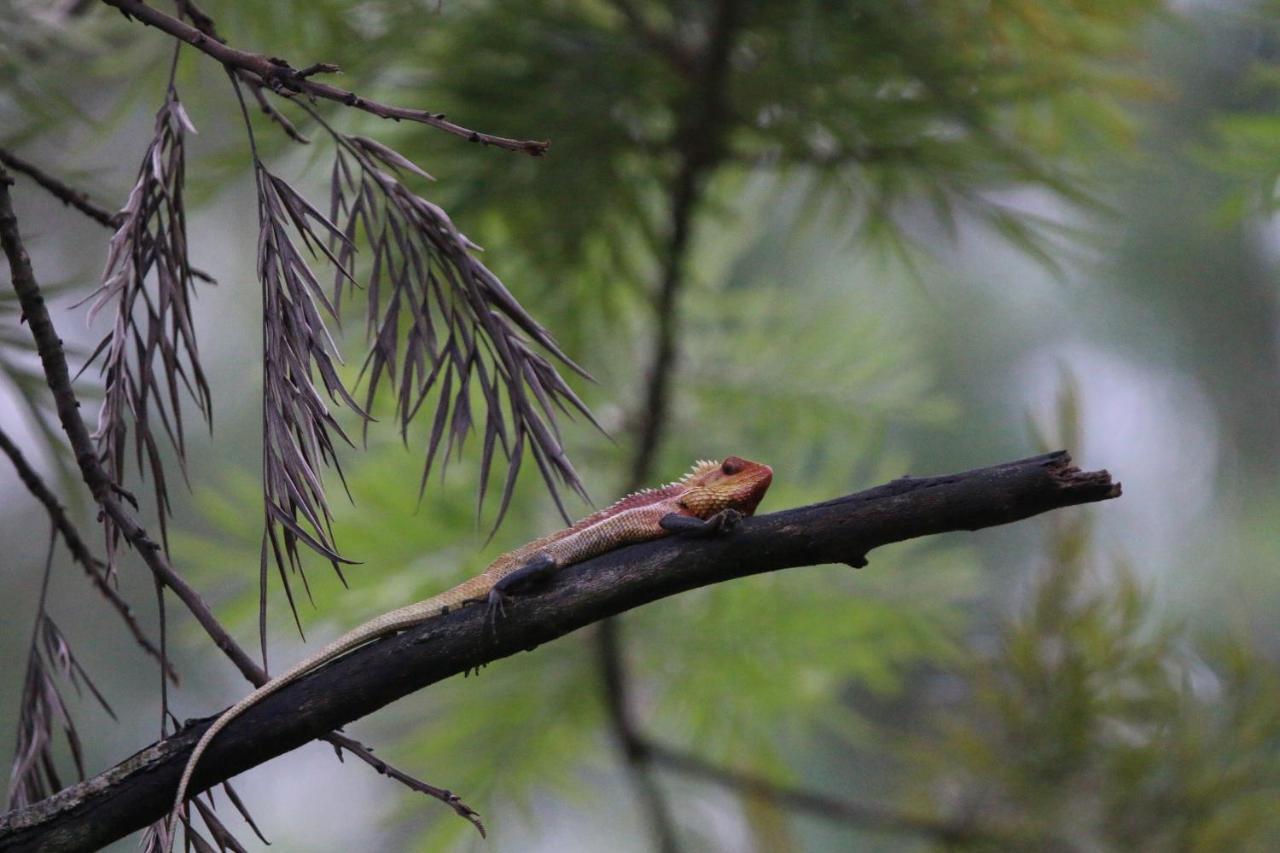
[{"x1": 679, "y1": 456, "x2": 773, "y2": 519}]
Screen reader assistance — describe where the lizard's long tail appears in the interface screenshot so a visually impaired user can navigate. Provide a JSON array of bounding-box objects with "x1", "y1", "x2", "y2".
[{"x1": 165, "y1": 574, "x2": 491, "y2": 848}]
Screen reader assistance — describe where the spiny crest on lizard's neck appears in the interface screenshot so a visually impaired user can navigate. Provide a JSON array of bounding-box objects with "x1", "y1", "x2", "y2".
[
  {"x1": 612, "y1": 459, "x2": 724, "y2": 507},
  {"x1": 680, "y1": 459, "x2": 722, "y2": 483},
  {"x1": 600, "y1": 456, "x2": 774, "y2": 520}
]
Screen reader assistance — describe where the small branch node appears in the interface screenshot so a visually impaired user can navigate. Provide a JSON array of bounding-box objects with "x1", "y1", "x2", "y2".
[{"x1": 295, "y1": 62, "x2": 340, "y2": 79}]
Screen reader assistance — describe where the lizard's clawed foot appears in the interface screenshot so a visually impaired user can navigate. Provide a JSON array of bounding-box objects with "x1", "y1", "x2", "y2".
[
  {"x1": 484, "y1": 553, "x2": 556, "y2": 640},
  {"x1": 485, "y1": 588, "x2": 510, "y2": 638},
  {"x1": 660, "y1": 508, "x2": 743, "y2": 537},
  {"x1": 708, "y1": 508, "x2": 742, "y2": 533}
]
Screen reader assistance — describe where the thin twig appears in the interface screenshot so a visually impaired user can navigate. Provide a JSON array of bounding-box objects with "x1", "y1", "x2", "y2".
[
  {"x1": 0, "y1": 147, "x2": 214, "y2": 281},
  {"x1": 248, "y1": 81, "x2": 309, "y2": 143},
  {"x1": 0, "y1": 166, "x2": 481, "y2": 834},
  {"x1": 642, "y1": 740, "x2": 1023, "y2": 844},
  {"x1": 0, "y1": 424, "x2": 179, "y2": 684},
  {"x1": 100, "y1": 0, "x2": 549, "y2": 156},
  {"x1": 0, "y1": 148, "x2": 120, "y2": 228},
  {"x1": 325, "y1": 733, "x2": 486, "y2": 838}
]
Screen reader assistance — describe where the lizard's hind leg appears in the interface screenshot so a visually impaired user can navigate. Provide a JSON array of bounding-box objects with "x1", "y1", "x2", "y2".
[{"x1": 486, "y1": 553, "x2": 557, "y2": 633}]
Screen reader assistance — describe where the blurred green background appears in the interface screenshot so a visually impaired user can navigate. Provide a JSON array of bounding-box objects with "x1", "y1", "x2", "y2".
[{"x1": 2, "y1": 1, "x2": 1279, "y2": 850}]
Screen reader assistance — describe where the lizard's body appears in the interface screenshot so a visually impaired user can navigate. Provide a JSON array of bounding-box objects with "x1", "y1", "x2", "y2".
[{"x1": 168, "y1": 456, "x2": 772, "y2": 837}]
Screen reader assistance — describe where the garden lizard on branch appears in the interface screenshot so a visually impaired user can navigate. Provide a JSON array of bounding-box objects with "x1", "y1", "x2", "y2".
[{"x1": 167, "y1": 456, "x2": 772, "y2": 842}]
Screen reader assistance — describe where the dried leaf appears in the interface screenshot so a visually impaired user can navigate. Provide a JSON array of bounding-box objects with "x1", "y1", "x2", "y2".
[
  {"x1": 81, "y1": 85, "x2": 212, "y2": 572},
  {"x1": 6, "y1": 533, "x2": 115, "y2": 810},
  {"x1": 320, "y1": 128, "x2": 598, "y2": 529}
]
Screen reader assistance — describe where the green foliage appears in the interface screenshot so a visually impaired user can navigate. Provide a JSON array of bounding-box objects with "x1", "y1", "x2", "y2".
[
  {"x1": 1208, "y1": 21, "x2": 1280, "y2": 217},
  {"x1": 906, "y1": 536, "x2": 1280, "y2": 850},
  {"x1": 890, "y1": 378, "x2": 1280, "y2": 850},
  {"x1": 635, "y1": 543, "x2": 975, "y2": 763},
  {"x1": 395, "y1": 0, "x2": 1161, "y2": 294}
]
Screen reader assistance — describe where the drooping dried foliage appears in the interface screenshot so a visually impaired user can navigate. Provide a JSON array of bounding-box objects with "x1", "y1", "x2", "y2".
[
  {"x1": 6, "y1": 8, "x2": 599, "y2": 838},
  {"x1": 82, "y1": 83, "x2": 211, "y2": 570},
  {"x1": 250, "y1": 148, "x2": 364, "y2": 629},
  {"x1": 322, "y1": 125, "x2": 596, "y2": 525},
  {"x1": 4, "y1": 5, "x2": 598, "y2": 844},
  {"x1": 139, "y1": 777, "x2": 266, "y2": 853},
  {"x1": 238, "y1": 88, "x2": 597, "y2": 629},
  {"x1": 6, "y1": 534, "x2": 116, "y2": 811}
]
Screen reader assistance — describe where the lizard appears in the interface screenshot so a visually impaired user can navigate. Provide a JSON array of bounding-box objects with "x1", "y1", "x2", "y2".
[{"x1": 166, "y1": 455, "x2": 773, "y2": 841}]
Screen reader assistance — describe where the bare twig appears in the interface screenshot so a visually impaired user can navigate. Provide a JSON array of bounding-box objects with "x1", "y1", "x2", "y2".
[
  {"x1": 84, "y1": 72, "x2": 212, "y2": 569},
  {"x1": 0, "y1": 147, "x2": 214, "y2": 284},
  {"x1": 325, "y1": 733, "x2": 486, "y2": 838},
  {"x1": 249, "y1": 81, "x2": 309, "y2": 144},
  {"x1": 0, "y1": 451, "x2": 1121, "y2": 851},
  {"x1": 1, "y1": 167, "x2": 481, "y2": 837},
  {"x1": 641, "y1": 740, "x2": 1025, "y2": 844},
  {"x1": 99, "y1": 0, "x2": 549, "y2": 156},
  {"x1": 0, "y1": 148, "x2": 119, "y2": 229},
  {"x1": 0, "y1": 424, "x2": 178, "y2": 684}
]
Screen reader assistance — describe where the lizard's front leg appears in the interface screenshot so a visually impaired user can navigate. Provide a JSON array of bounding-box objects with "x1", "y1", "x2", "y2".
[{"x1": 659, "y1": 508, "x2": 742, "y2": 537}]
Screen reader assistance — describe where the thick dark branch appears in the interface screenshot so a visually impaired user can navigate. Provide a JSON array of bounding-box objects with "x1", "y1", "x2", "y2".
[
  {"x1": 0, "y1": 451, "x2": 1118, "y2": 852},
  {"x1": 98, "y1": 0, "x2": 549, "y2": 156},
  {"x1": 0, "y1": 425, "x2": 178, "y2": 684}
]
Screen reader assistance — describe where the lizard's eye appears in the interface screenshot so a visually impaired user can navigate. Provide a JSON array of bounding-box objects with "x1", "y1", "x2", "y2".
[{"x1": 721, "y1": 458, "x2": 742, "y2": 475}]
